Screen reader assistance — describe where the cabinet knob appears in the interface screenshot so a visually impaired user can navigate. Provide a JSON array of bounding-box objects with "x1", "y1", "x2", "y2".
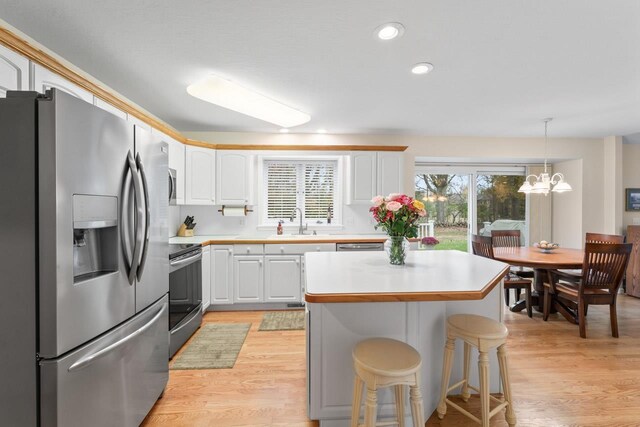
[
  {"x1": 280, "y1": 246, "x2": 284, "y2": 253},
  {"x1": 246, "y1": 248, "x2": 250, "y2": 253}
]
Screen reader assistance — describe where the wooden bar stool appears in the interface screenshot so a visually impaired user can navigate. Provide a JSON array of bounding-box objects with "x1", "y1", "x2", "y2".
[
  {"x1": 436, "y1": 314, "x2": 516, "y2": 427},
  {"x1": 351, "y1": 338, "x2": 425, "y2": 427}
]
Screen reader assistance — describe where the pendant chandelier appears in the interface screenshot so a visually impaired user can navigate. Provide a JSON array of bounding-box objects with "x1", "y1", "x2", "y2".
[{"x1": 518, "y1": 118, "x2": 572, "y2": 196}]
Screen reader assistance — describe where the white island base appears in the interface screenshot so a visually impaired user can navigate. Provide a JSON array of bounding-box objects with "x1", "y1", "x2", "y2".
[{"x1": 304, "y1": 251, "x2": 508, "y2": 426}]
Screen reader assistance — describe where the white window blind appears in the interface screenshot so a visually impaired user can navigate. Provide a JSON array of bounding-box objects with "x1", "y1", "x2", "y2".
[{"x1": 264, "y1": 160, "x2": 338, "y2": 222}]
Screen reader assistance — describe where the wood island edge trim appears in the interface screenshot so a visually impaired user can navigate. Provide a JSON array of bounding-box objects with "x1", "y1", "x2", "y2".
[{"x1": 304, "y1": 264, "x2": 510, "y2": 303}]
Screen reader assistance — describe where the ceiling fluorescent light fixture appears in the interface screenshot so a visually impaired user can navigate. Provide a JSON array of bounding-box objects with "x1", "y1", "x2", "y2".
[
  {"x1": 375, "y1": 22, "x2": 405, "y2": 40},
  {"x1": 187, "y1": 75, "x2": 311, "y2": 128},
  {"x1": 518, "y1": 118, "x2": 572, "y2": 196}
]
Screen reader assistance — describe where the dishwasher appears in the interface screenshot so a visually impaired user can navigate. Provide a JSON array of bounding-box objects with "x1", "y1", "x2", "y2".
[{"x1": 336, "y1": 242, "x2": 384, "y2": 251}]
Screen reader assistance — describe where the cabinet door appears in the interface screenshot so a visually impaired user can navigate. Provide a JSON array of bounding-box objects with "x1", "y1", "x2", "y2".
[
  {"x1": 185, "y1": 145, "x2": 216, "y2": 205},
  {"x1": 264, "y1": 255, "x2": 301, "y2": 302},
  {"x1": 0, "y1": 44, "x2": 29, "y2": 97},
  {"x1": 93, "y1": 97, "x2": 127, "y2": 120},
  {"x1": 348, "y1": 152, "x2": 377, "y2": 204},
  {"x1": 211, "y1": 245, "x2": 234, "y2": 305},
  {"x1": 233, "y1": 256, "x2": 263, "y2": 303},
  {"x1": 32, "y1": 63, "x2": 93, "y2": 103},
  {"x1": 201, "y1": 247, "x2": 211, "y2": 311},
  {"x1": 376, "y1": 152, "x2": 404, "y2": 196},
  {"x1": 216, "y1": 151, "x2": 252, "y2": 205},
  {"x1": 165, "y1": 137, "x2": 186, "y2": 205}
]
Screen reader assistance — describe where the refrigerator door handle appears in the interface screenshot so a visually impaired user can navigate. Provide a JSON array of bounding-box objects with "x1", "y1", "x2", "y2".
[
  {"x1": 129, "y1": 151, "x2": 145, "y2": 285},
  {"x1": 121, "y1": 150, "x2": 142, "y2": 284},
  {"x1": 67, "y1": 303, "x2": 167, "y2": 372},
  {"x1": 135, "y1": 153, "x2": 151, "y2": 280}
]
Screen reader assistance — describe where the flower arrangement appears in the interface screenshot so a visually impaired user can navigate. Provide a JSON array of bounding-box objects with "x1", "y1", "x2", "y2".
[
  {"x1": 421, "y1": 236, "x2": 440, "y2": 246},
  {"x1": 369, "y1": 193, "x2": 427, "y2": 237}
]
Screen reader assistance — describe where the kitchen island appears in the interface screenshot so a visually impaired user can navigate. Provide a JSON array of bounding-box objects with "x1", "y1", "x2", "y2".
[{"x1": 304, "y1": 250, "x2": 509, "y2": 427}]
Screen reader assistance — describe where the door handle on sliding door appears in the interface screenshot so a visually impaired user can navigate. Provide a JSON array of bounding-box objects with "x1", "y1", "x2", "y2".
[{"x1": 136, "y1": 153, "x2": 151, "y2": 280}]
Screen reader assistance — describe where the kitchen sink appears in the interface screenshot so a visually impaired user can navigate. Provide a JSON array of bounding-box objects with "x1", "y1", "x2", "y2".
[{"x1": 267, "y1": 234, "x2": 330, "y2": 239}]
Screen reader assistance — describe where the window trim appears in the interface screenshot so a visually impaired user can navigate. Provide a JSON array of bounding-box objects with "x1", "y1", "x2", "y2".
[{"x1": 258, "y1": 155, "x2": 343, "y2": 227}]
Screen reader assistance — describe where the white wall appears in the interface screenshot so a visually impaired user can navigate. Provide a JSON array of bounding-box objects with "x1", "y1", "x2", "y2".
[
  {"x1": 185, "y1": 131, "x2": 606, "y2": 245},
  {"x1": 552, "y1": 159, "x2": 583, "y2": 248},
  {"x1": 603, "y1": 136, "x2": 623, "y2": 234}
]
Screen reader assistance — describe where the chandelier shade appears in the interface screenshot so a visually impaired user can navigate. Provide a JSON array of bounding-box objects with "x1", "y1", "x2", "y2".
[{"x1": 518, "y1": 119, "x2": 572, "y2": 196}]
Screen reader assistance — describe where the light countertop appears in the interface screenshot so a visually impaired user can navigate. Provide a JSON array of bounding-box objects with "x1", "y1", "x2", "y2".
[
  {"x1": 169, "y1": 234, "x2": 398, "y2": 245},
  {"x1": 304, "y1": 250, "x2": 509, "y2": 303}
]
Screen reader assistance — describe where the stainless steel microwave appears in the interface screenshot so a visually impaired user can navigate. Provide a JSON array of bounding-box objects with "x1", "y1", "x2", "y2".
[{"x1": 168, "y1": 168, "x2": 177, "y2": 205}]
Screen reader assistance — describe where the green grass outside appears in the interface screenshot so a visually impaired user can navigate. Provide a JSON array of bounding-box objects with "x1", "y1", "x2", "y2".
[{"x1": 432, "y1": 226, "x2": 468, "y2": 252}]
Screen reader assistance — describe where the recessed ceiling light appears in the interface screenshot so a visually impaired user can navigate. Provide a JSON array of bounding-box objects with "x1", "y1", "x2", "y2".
[
  {"x1": 187, "y1": 75, "x2": 311, "y2": 128},
  {"x1": 316, "y1": 129, "x2": 327, "y2": 134},
  {"x1": 279, "y1": 128, "x2": 289, "y2": 133},
  {"x1": 374, "y1": 22, "x2": 405, "y2": 41},
  {"x1": 411, "y1": 62, "x2": 434, "y2": 75}
]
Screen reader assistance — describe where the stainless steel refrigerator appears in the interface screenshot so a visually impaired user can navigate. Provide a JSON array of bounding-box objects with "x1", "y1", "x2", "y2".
[{"x1": 0, "y1": 89, "x2": 169, "y2": 426}]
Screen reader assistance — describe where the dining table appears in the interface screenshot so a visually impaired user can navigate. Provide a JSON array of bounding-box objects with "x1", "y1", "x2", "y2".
[{"x1": 493, "y1": 246, "x2": 585, "y2": 312}]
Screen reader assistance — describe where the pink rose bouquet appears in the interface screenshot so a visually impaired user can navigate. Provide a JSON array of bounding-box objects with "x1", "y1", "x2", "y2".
[{"x1": 369, "y1": 193, "x2": 427, "y2": 237}]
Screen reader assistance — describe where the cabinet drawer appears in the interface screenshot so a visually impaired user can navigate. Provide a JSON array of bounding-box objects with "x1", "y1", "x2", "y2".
[
  {"x1": 265, "y1": 243, "x2": 336, "y2": 255},
  {"x1": 233, "y1": 244, "x2": 264, "y2": 255}
]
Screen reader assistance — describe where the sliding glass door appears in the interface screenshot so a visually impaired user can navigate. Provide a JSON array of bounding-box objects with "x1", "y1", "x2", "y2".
[{"x1": 415, "y1": 166, "x2": 527, "y2": 251}]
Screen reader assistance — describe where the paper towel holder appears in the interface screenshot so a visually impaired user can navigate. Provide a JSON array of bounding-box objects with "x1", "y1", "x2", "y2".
[{"x1": 218, "y1": 205, "x2": 253, "y2": 216}]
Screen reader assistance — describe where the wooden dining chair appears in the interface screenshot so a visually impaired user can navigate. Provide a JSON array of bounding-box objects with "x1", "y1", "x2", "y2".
[
  {"x1": 491, "y1": 230, "x2": 534, "y2": 305},
  {"x1": 543, "y1": 242, "x2": 632, "y2": 338},
  {"x1": 472, "y1": 235, "x2": 533, "y2": 317},
  {"x1": 557, "y1": 232, "x2": 625, "y2": 282}
]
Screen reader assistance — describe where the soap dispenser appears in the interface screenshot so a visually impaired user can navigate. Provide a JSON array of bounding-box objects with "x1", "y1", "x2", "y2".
[{"x1": 277, "y1": 220, "x2": 284, "y2": 235}]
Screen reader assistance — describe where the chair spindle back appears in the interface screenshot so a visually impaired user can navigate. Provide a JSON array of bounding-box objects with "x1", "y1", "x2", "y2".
[
  {"x1": 585, "y1": 232, "x2": 624, "y2": 244},
  {"x1": 582, "y1": 243, "x2": 632, "y2": 293},
  {"x1": 472, "y1": 235, "x2": 495, "y2": 259},
  {"x1": 491, "y1": 230, "x2": 522, "y2": 248}
]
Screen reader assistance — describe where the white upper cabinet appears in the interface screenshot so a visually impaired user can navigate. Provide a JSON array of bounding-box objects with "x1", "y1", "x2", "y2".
[
  {"x1": 216, "y1": 151, "x2": 253, "y2": 205},
  {"x1": 347, "y1": 151, "x2": 404, "y2": 204},
  {"x1": 154, "y1": 129, "x2": 185, "y2": 205},
  {"x1": 185, "y1": 145, "x2": 216, "y2": 205},
  {"x1": 0, "y1": 44, "x2": 29, "y2": 97},
  {"x1": 32, "y1": 63, "x2": 93, "y2": 103},
  {"x1": 348, "y1": 152, "x2": 377, "y2": 204},
  {"x1": 93, "y1": 97, "x2": 127, "y2": 120},
  {"x1": 377, "y1": 152, "x2": 404, "y2": 197}
]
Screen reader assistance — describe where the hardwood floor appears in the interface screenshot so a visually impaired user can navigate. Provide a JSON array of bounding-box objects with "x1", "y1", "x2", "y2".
[{"x1": 143, "y1": 295, "x2": 640, "y2": 426}]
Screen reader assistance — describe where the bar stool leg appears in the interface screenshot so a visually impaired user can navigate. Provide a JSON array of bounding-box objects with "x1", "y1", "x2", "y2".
[
  {"x1": 350, "y1": 375, "x2": 363, "y2": 427},
  {"x1": 497, "y1": 345, "x2": 517, "y2": 427},
  {"x1": 437, "y1": 337, "x2": 455, "y2": 419},
  {"x1": 461, "y1": 342, "x2": 471, "y2": 402},
  {"x1": 363, "y1": 386, "x2": 378, "y2": 427},
  {"x1": 478, "y1": 351, "x2": 490, "y2": 427},
  {"x1": 409, "y1": 372, "x2": 425, "y2": 427},
  {"x1": 394, "y1": 385, "x2": 405, "y2": 427}
]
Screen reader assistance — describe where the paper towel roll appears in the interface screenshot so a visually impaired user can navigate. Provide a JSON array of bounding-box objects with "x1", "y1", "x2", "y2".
[{"x1": 222, "y1": 206, "x2": 246, "y2": 217}]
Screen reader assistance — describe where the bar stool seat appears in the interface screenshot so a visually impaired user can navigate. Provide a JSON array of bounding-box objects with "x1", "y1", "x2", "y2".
[
  {"x1": 437, "y1": 314, "x2": 516, "y2": 427},
  {"x1": 351, "y1": 338, "x2": 425, "y2": 427}
]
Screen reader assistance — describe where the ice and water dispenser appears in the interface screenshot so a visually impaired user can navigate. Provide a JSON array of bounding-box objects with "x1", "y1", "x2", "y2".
[{"x1": 72, "y1": 194, "x2": 118, "y2": 282}]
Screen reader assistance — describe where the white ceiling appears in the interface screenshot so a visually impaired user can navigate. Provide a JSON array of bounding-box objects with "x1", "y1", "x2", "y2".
[{"x1": 2, "y1": 1, "x2": 640, "y2": 137}]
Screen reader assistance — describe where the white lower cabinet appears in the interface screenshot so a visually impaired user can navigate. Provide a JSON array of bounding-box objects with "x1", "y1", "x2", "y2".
[
  {"x1": 264, "y1": 255, "x2": 301, "y2": 302},
  {"x1": 233, "y1": 255, "x2": 264, "y2": 303},
  {"x1": 211, "y1": 245, "x2": 234, "y2": 304},
  {"x1": 201, "y1": 246, "x2": 211, "y2": 311}
]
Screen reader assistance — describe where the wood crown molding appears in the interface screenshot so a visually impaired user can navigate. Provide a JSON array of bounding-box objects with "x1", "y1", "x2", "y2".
[{"x1": 0, "y1": 26, "x2": 407, "y2": 153}]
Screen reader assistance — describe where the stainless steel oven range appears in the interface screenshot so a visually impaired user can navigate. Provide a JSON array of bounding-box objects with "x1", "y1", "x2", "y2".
[{"x1": 169, "y1": 243, "x2": 203, "y2": 358}]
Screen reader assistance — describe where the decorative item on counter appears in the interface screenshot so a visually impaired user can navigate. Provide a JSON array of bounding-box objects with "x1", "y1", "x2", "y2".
[
  {"x1": 370, "y1": 193, "x2": 427, "y2": 265},
  {"x1": 177, "y1": 216, "x2": 196, "y2": 237},
  {"x1": 533, "y1": 240, "x2": 559, "y2": 253},
  {"x1": 218, "y1": 205, "x2": 254, "y2": 216},
  {"x1": 420, "y1": 236, "x2": 440, "y2": 250},
  {"x1": 277, "y1": 220, "x2": 284, "y2": 235}
]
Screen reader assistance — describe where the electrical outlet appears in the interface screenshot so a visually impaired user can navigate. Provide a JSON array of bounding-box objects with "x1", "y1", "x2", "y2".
[
  {"x1": 239, "y1": 218, "x2": 245, "y2": 226},
  {"x1": 633, "y1": 218, "x2": 640, "y2": 225}
]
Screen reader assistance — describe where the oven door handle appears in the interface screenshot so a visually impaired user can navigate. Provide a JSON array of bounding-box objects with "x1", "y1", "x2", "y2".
[{"x1": 170, "y1": 252, "x2": 202, "y2": 271}]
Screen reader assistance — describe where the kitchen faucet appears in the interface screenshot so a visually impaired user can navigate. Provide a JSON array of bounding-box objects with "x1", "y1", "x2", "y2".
[{"x1": 290, "y1": 207, "x2": 306, "y2": 235}]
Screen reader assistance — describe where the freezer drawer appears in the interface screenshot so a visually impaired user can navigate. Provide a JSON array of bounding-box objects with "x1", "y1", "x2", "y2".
[{"x1": 40, "y1": 295, "x2": 169, "y2": 427}]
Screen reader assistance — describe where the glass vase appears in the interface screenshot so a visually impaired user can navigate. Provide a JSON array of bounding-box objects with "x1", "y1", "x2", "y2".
[{"x1": 384, "y1": 236, "x2": 410, "y2": 265}]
